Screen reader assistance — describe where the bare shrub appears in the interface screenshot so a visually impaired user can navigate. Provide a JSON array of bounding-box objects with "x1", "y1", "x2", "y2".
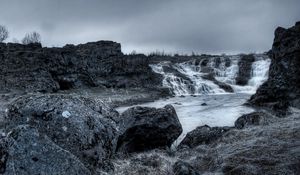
[
  {"x1": 0, "y1": 25, "x2": 9, "y2": 42},
  {"x1": 22, "y1": 32, "x2": 41, "y2": 44}
]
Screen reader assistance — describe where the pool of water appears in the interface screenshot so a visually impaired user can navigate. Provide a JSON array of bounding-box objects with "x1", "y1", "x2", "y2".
[{"x1": 116, "y1": 93, "x2": 255, "y2": 141}]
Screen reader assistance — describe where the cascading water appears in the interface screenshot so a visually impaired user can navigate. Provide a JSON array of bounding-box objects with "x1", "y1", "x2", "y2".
[
  {"x1": 248, "y1": 55, "x2": 272, "y2": 90},
  {"x1": 119, "y1": 54, "x2": 271, "y2": 144},
  {"x1": 150, "y1": 54, "x2": 271, "y2": 95},
  {"x1": 150, "y1": 62, "x2": 225, "y2": 95},
  {"x1": 211, "y1": 55, "x2": 240, "y2": 85},
  {"x1": 230, "y1": 54, "x2": 271, "y2": 93}
]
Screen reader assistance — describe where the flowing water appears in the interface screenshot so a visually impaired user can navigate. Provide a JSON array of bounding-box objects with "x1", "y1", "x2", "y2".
[
  {"x1": 150, "y1": 54, "x2": 270, "y2": 95},
  {"x1": 117, "y1": 93, "x2": 255, "y2": 143},
  {"x1": 117, "y1": 54, "x2": 271, "y2": 139}
]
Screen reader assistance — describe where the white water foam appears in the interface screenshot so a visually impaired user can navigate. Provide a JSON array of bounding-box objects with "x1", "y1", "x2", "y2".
[
  {"x1": 150, "y1": 54, "x2": 270, "y2": 95},
  {"x1": 230, "y1": 54, "x2": 271, "y2": 93}
]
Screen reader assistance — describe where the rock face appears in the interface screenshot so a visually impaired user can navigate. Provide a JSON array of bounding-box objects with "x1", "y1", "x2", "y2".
[
  {"x1": 1, "y1": 125, "x2": 91, "y2": 175},
  {"x1": 4, "y1": 94, "x2": 117, "y2": 173},
  {"x1": 179, "y1": 125, "x2": 231, "y2": 149},
  {"x1": 0, "y1": 43, "x2": 57, "y2": 93},
  {"x1": 235, "y1": 54, "x2": 255, "y2": 86},
  {"x1": 116, "y1": 105, "x2": 182, "y2": 153},
  {"x1": 0, "y1": 41, "x2": 163, "y2": 93},
  {"x1": 234, "y1": 112, "x2": 270, "y2": 129},
  {"x1": 249, "y1": 22, "x2": 300, "y2": 110}
]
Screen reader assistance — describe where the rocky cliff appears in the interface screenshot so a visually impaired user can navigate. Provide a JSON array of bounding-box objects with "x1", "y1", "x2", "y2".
[
  {"x1": 248, "y1": 22, "x2": 300, "y2": 110},
  {"x1": 0, "y1": 41, "x2": 163, "y2": 93}
]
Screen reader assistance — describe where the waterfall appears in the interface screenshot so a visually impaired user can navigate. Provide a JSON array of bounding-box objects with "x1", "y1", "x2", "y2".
[
  {"x1": 150, "y1": 62, "x2": 225, "y2": 95},
  {"x1": 209, "y1": 55, "x2": 240, "y2": 85},
  {"x1": 248, "y1": 55, "x2": 271, "y2": 90},
  {"x1": 230, "y1": 54, "x2": 271, "y2": 93},
  {"x1": 150, "y1": 54, "x2": 270, "y2": 96}
]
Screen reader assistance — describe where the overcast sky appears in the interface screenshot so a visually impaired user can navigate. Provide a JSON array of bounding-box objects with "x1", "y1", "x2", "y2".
[{"x1": 0, "y1": 0, "x2": 299, "y2": 54}]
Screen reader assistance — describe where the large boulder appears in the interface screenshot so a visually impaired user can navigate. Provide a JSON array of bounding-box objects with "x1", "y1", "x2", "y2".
[
  {"x1": 4, "y1": 94, "x2": 117, "y2": 173},
  {"x1": 116, "y1": 105, "x2": 182, "y2": 153},
  {"x1": 1, "y1": 125, "x2": 91, "y2": 175},
  {"x1": 248, "y1": 22, "x2": 300, "y2": 110},
  {"x1": 179, "y1": 125, "x2": 231, "y2": 149}
]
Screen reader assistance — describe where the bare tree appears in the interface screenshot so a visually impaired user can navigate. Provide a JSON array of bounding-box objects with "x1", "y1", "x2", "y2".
[
  {"x1": 0, "y1": 25, "x2": 9, "y2": 42},
  {"x1": 22, "y1": 32, "x2": 41, "y2": 44}
]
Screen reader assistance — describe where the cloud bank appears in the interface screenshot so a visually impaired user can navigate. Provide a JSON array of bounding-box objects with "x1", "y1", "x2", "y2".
[{"x1": 1, "y1": 0, "x2": 299, "y2": 54}]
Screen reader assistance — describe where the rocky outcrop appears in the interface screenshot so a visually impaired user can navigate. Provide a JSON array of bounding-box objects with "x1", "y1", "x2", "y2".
[
  {"x1": 0, "y1": 43, "x2": 57, "y2": 92},
  {"x1": 248, "y1": 22, "x2": 300, "y2": 110},
  {"x1": 0, "y1": 41, "x2": 163, "y2": 93},
  {"x1": 178, "y1": 125, "x2": 231, "y2": 149},
  {"x1": 4, "y1": 94, "x2": 117, "y2": 173},
  {"x1": 235, "y1": 54, "x2": 255, "y2": 86},
  {"x1": 1, "y1": 125, "x2": 91, "y2": 175},
  {"x1": 116, "y1": 105, "x2": 182, "y2": 153}
]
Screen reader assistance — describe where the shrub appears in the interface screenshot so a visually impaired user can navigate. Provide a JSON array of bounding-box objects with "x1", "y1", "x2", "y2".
[
  {"x1": 22, "y1": 31, "x2": 41, "y2": 44},
  {"x1": 0, "y1": 25, "x2": 9, "y2": 42}
]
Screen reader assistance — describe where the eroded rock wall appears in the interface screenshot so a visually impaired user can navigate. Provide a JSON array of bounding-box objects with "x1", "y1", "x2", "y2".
[
  {"x1": 249, "y1": 22, "x2": 300, "y2": 110},
  {"x1": 0, "y1": 41, "x2": 163, "y2": 92}
]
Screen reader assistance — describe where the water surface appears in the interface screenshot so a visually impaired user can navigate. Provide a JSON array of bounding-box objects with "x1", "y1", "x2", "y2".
[{"x1": 117, "y1": 93, "x2": 255, "y2": 140}]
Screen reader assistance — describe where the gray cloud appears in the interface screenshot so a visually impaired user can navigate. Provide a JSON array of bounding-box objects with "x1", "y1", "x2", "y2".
[{"x1": 0, "y1": 0, "x2": 299, "y2": 54}]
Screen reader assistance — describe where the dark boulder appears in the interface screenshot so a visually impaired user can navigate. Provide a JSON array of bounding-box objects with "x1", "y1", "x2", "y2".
[
  {"x1": 173, "y1": 161, "x2": 199, "y2": 175},
  {"x1": 4, "y1": 94, "x2": 117, "y2": 173},
  {"x1": 234, "y1": 112, "x2": 270, "y2": 129},
  {"x1": 179, "y1": 125, "x2": 231, "y2": 149},
  {"x1": 1, "y1": 125, "x2": 91, "y2": 175},
  {"x1": 235, "y1": 54, "x2": 255, "y2": 86},
  {"x1": 248, "y1": 22, "x2": 300, "y2": 111},
  {"x1": 116, "y1": 105, "x2": 182, "y2": 153}
]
